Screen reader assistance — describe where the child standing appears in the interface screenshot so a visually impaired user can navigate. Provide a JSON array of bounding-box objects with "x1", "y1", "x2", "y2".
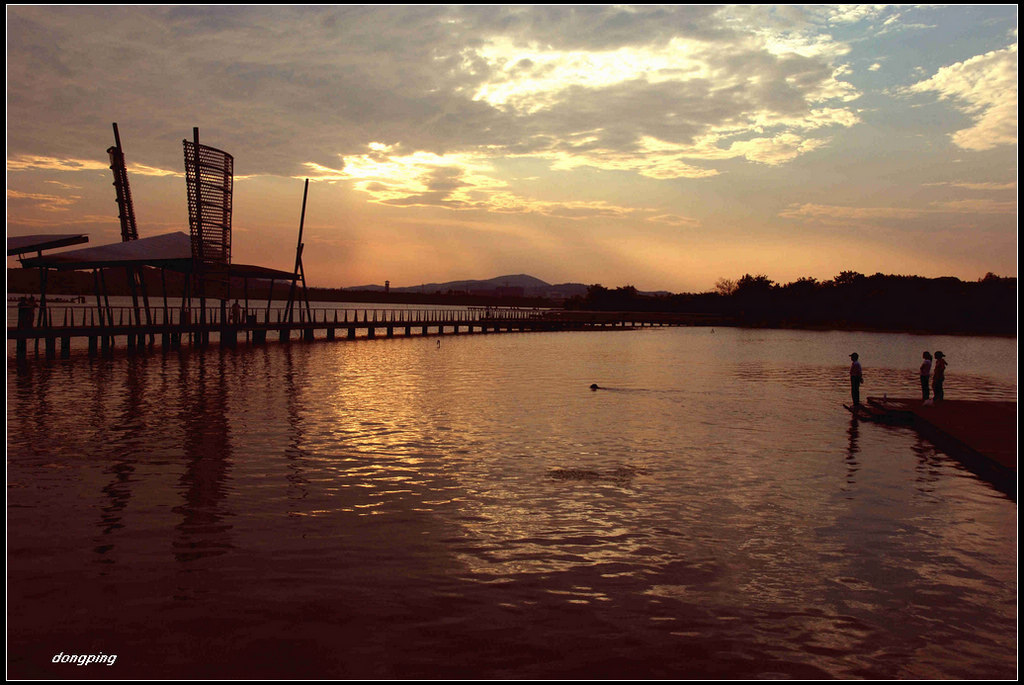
[
  {"x1": 933, "y1": 352, "x2": 947, "y2": 401},
  {"x1": 919, "y1": 351, "x2": 933, "y2": 401}
]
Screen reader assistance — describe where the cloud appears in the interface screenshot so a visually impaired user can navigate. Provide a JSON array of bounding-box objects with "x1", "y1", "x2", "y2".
[
  {"x1": 44, "y1": 180, "x2": 84, "y2": 190},
  {"x1": 721, "y1": 132, "x2": 830, "y2": 165},
  {"x1": 7, "y1": 154, "x2": 179, "y2": 177},
  {"x1": 826, "y1": 6, "x2": 889, "y2": 25},
  {"x1": 6, "y1": 5, "x2": 1016, "y2": 292},
  {"x1": 647, "y1": 213, "x2": 700, "y2": 228},
  {"x1": 779, "y1": 203, "x2": 925, "y2": 224},
  {"x1": 306, "y1": 142, "x2": 658, "y2": 220},
  {"x1": 7, "y1": 188, "x2": 82, "y2": 212},
  {"x1": 907, "y1": 43, "x2": 1018, "y2": 150},
  {"x1": 7, "y1": 5, "x2": 863, "y2": 184},
  {"x1": 929, "y1": 198, "x2": 1017, "y2": 215},
  {"x1": 7, "y1": 155, "x2": 111, "y2": 173},
  {"x1": 780, "y1": 196, "x2": 1018, "y2": 225},
  {"x1": 460, "y1": 18, "x2": 860, "y2": 175},
  {"x1": 924, "y1": 181, "x2": 1017, "y2": 191}
]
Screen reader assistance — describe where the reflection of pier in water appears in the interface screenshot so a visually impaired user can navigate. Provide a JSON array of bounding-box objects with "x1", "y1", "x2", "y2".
[
  {"x1": 78, "y1": 354, "x2": 237, "y2": 566},
  {"x1": 172, "y1": 353, "x2": 234, "y2": 564}
]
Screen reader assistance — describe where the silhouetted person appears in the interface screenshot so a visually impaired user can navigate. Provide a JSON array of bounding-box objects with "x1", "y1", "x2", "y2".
[
  {"x1": 16, "y1": 296, "x2": 34, "y2": 329},
  {"x1": 231, "y1": 300, "x2": 241, "y2": 325},
  {"x1": 932, "y1": 351, "x2": 947, "y2": 401},
  {"x1": 849, "y1": 353, "x2": 864, "y2": 406},
  {"x1": 919, "y1": 351, "x2": 932, "y2": 401}
]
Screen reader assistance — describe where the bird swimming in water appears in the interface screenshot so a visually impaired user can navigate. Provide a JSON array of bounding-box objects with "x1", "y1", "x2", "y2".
[{"x1": 590, "y1": 383, "x2": 601, "y2": 390}]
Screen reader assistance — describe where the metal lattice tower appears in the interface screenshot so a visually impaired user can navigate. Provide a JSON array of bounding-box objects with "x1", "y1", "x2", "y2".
[
  {"x1": 183, "y1": 128, "x2": 233, "y2": 266},
  {"x1": 107, "y1": 123, "x2": 139, "y2": 242},
  {"x1": 106, "y1": 122, "x2": 153, "y2": 330}
]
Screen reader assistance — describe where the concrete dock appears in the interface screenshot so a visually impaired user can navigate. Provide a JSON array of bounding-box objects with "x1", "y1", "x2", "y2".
[{"x1": 864, "y1": 397, "x2": 1017, "y2": 471}]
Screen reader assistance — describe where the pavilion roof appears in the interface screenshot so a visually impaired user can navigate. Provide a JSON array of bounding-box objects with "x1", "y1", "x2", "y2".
[
  {"x1": 20, "y1": 231, "x2": 299, "y2": 281},
  {"x1": 7, "y1": 233, "x2": 89, "y2": 257}
]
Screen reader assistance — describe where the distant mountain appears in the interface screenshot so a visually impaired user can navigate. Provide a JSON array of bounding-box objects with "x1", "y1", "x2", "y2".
[{"x1": 345, "y1": 274, "x2": 589, "y2": 300}]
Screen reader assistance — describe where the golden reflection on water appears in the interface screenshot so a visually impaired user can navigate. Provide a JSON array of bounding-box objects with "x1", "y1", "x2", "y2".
[{"x1": 6, "y1": 327, "x2": 1018, "y2": 679}]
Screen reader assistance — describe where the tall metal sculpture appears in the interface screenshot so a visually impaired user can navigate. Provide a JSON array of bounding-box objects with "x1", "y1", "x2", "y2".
[
  {"x1": 107, "y1": 123, "x2": 139, "y2": 243},
  {"x1": 285, "y1": 179, "x2": 313, "y2": 323},
  {"x1": 183, "y1": 127, "x2": 233, "y2": 267},
  {"x1": 183, "y1": 127, "x2": 233, "y2": 324},
  {"x1": 107, "y1": 123, "x2": 151, "y2": 332}
]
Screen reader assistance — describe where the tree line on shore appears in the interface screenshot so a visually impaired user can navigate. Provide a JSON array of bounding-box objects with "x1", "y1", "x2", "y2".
[{"x1": 563, "y1": 271, "x2": 1016, "y2": 335}]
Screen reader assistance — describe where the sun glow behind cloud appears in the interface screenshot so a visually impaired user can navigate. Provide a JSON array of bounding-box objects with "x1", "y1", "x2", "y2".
[
  {"x1": 470, "y1": 37, "x2": 713, "y2": 114},
  {"x1": 305, "y1": 142, "x2": 684, "y2": 223},
  {"x1": 306, "y1": 144, "x2": 505, "y2": 204},
  {"x1": 462, "y1": 30, "x2": 862, "y2": 178},
  {"x1": 306, "y1": 23, "x2": 870, "y2": 211}
]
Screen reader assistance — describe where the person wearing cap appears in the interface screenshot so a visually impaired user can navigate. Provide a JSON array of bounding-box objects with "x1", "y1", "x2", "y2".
[
  {"x1": 919, "y1": 351, "x2": 933, "y2": 401},
  {"x1": 932, "y1": 351, "x2": 947, "y2": 401},
  {"x1": 849, "y1": 352, "x2": 864, "y2": 406}
]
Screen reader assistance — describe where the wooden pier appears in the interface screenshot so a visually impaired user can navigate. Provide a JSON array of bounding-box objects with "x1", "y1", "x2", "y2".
[
  {"x1": 9, "y1": 304, "x2": 716, "y2": 361},
  {"x1": 855, "y1": 396, "x2": 1017, "y2": 473}
]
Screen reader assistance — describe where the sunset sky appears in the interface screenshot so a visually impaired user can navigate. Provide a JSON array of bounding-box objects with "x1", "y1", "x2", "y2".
[{"x1": 6, "y1": 5, "x2": 1018, "y2": 293}]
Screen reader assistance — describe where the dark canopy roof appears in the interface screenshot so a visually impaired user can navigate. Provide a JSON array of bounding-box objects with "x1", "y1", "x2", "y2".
[
  {"x1": 20, "y1": 231, "x2": 299, "y2": 280},
  {"x1": 7, "y1": 233, "x2": 89, "y2": 256},
  {"x1": 21, "y1": 232, "x2": 193, "y2": 270}
]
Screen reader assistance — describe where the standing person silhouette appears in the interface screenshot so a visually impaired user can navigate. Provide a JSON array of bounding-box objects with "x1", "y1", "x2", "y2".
[
  {"x1": 849, "y1": 353, "x2": 864, "y2": 406},
  {"x1": 17, "y1": 296, "x2": 33, "y2": 329},
  {"x1": 919, "y1": 351, "x2": 933, "y2": 401},
  {"x1": 932, "y1": 351, "x2": 947, "y2": 401}
]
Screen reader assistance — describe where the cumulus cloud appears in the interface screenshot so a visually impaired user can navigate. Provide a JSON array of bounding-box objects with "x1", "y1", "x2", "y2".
[
  {"x1": 7, "y1": 5, "x2": 863, "y2": 187},
  {"x1": 305, "y1": 141, "x2": 658, "y2": 221},
  {"x1": 907, "y1": 43, "x2": 1018, "y2": 150}
]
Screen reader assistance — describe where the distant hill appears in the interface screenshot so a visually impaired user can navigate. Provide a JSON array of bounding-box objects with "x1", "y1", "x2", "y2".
[{"x1": 346, "y1": 274, "x2": 589, "y2": 300}]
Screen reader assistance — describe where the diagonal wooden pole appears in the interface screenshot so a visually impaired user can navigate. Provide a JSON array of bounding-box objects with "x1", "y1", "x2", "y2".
[{"x1": 286, "y1": 179, "x2": 311, "y2": 324}]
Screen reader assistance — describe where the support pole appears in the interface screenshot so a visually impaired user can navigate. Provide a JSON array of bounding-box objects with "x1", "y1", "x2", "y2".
[{"x1": 286, "y1": 179, "x2": 312, "y2": 324}]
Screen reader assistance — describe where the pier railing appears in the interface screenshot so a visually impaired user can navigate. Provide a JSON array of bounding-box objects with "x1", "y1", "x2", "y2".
[
  {"x1": 9, "y1": 303, "x2": 727, "y2": 359},
  {"x1": 11, "y1": 304, "x2": 552, "y2": 330}
]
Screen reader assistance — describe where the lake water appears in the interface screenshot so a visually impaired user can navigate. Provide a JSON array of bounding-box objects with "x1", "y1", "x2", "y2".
[{"x1": 6, "y1": 326, "x2": 1017, "y2": 678}]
